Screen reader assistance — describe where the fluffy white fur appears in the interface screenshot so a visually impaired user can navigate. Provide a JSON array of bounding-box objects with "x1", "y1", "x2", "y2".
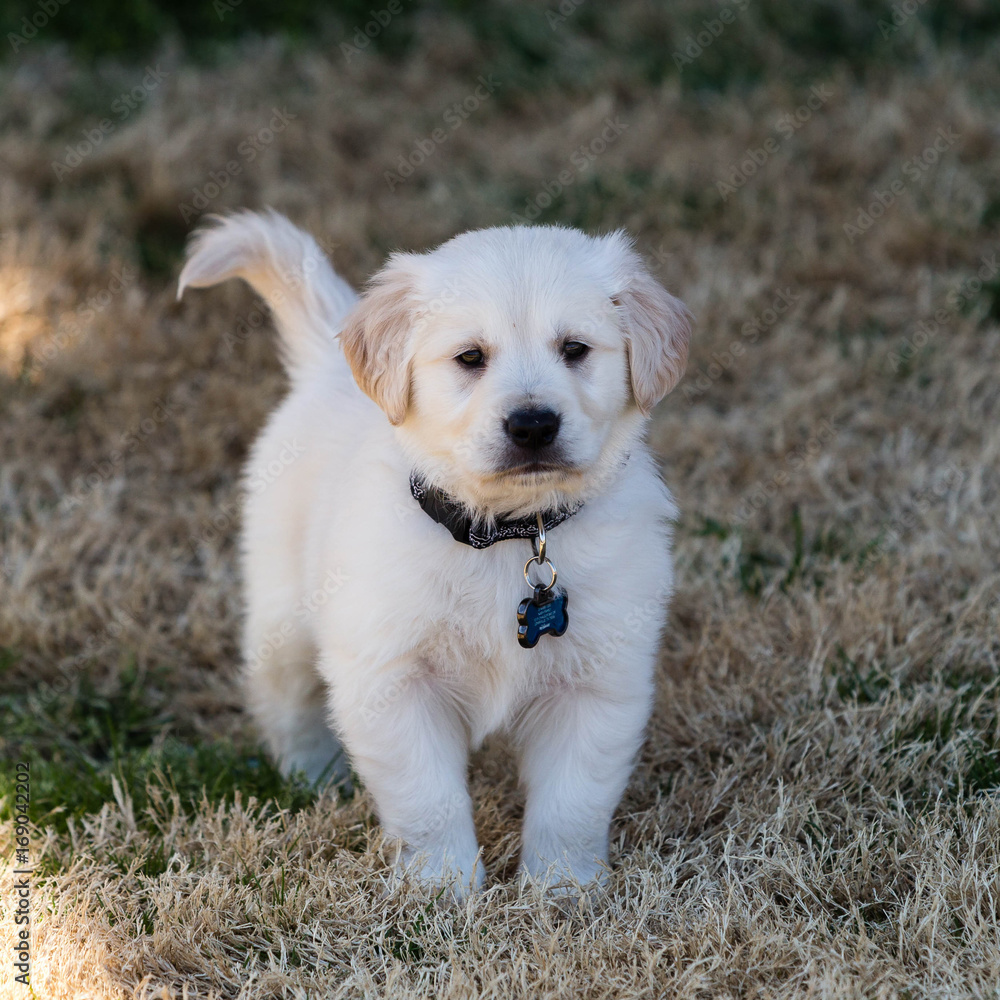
[{"x1": 177, "y1": 210, "x2": 691, "y2": 897}]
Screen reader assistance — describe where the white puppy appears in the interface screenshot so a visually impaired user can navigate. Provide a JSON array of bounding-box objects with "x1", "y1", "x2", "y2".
[{"x1": 178, "y1": 211, "x2": 691, "y2": 896}]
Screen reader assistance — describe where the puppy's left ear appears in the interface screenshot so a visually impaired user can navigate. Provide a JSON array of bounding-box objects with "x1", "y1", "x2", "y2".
[
  {"x1": 608, "y1": 238, "x2": 692, "y2": 415},
  {"x1": 339, "y1": 255, "x2": 421, "y2": 426}
]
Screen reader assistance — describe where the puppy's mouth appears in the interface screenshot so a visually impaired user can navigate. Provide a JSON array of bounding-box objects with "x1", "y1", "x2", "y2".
[{"x1": 493, "y1": 460, "x2": 578, "y2": 480}]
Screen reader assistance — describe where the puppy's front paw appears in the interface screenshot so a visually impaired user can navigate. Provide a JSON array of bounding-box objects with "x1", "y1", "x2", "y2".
[{"x1": 394, "y1": 843, "x2": 485, "y2": 903}]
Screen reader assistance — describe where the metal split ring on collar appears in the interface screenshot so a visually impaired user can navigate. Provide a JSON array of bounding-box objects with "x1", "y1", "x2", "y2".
[
  {"x1": 532, "y1": 512, "x2": 547, "y2": 563},
  {"x1": 524, "y1": 512, "x2": 557, "y2": 591}
]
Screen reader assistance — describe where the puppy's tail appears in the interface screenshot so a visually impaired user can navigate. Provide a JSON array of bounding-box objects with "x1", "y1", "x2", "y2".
[{"x1": 177, "y1": 210, "x2": 358, "y2": 378}]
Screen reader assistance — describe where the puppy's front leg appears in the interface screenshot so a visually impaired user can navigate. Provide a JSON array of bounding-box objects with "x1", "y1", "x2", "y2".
[
  {"x1": 334, "y1": 662, "x2": 483, "y2": 898},
  {"x1": 516, "y1": 682, "x2": 652, "y2": 891}
]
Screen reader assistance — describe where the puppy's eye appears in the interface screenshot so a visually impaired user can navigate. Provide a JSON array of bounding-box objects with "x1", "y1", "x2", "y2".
[
  {"x1": 562, "y1": 341, "x2": 589, "y2": 361},
  {"x1": 456, "y1": 348, "x2": 485, "y2": 368}
]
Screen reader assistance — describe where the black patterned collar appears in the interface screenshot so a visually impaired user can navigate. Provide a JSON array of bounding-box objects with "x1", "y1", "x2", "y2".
[{"x1": 408, "y1": 472, "x2": 583, "y2": 549}]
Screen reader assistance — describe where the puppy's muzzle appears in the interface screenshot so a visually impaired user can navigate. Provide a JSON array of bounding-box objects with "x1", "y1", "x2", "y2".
[{"x1": 504, "y1": 409, "x2": 561, "y2": 451}]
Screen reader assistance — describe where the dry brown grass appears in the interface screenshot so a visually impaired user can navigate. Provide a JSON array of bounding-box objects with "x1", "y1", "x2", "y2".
[{"x1": 1, "y1": 17, "x2": 999, "y2": 1000}]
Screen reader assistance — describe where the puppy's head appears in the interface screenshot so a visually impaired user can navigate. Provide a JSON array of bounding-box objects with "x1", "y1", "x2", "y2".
[{"x1": 339, "y1": 226, "x2": 691, "y2": 515}]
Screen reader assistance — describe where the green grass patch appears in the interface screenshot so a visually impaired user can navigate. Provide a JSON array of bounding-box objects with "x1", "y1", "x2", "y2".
[
  {"x1": 891, "y1": 690, "x2": 1000, "y2": 805},
  {"x1": 135, "y1": 210, "x2": 191, "y2": 279},
  {"x1": 828, "y1": 645, "x2": 894, "y2": 705},
  {"x1": 0, "y1": 660, "x2": 323, "y2": 839},
  {"x1": 696, "y1": 507, "x2": 857, "y2": 596},
  {"x1": 695, "y1": 514, "x2": 786, "y2": 597},
  {"x1": 2, "y1": 0, "x2": 339, "y2": 62},
  {"x1": 815, "y1": 652, "x2": 1000, "y2": 810}
]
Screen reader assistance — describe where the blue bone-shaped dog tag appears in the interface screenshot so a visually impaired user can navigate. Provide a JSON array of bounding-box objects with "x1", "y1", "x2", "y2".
[{"x1": 517, "y1": 586, "x2": 569, "y2": 648}]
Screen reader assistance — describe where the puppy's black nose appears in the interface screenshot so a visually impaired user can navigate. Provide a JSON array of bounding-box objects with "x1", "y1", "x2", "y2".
[{"x1": 504, "y1": 409, "x2": 561, "y2": 450}]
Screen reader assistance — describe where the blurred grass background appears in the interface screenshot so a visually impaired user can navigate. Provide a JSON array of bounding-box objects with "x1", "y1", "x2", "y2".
[{"x1": 4, "y1": 0, "x2": 1000, "y2": 83}]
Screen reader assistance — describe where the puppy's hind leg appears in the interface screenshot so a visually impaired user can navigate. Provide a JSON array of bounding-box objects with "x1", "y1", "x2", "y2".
[{"x1": 243, "y1": 610, "x2": 349, "y2": 788}]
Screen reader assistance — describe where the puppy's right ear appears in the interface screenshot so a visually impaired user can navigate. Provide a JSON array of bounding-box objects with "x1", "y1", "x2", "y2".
[{"x1": 339, "y1": 255, "x2": 421, "y2": 426}]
